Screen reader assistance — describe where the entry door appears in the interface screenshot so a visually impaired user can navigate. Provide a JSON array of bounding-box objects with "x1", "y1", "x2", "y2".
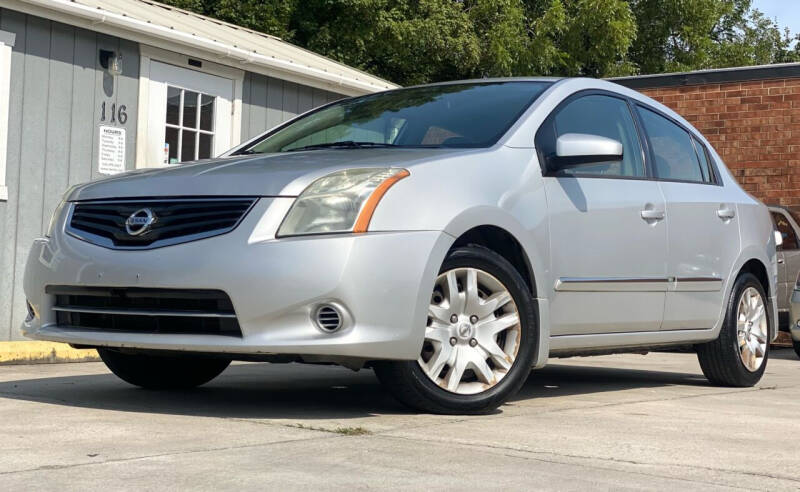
[
  {"x1": 146, "y1": 61, "x2": 233, "y2": 166},
  {"x1": 537, "y1": 94, "x2": 668, "y2": 336},
  {"x1": 635, "y1": 105, "x2": 740, "y2": 330}
]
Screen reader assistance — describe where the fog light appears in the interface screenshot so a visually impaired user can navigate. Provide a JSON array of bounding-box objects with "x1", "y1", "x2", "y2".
[{"x1": 313, "y1": 304, "x2": 343, "y2": 333}]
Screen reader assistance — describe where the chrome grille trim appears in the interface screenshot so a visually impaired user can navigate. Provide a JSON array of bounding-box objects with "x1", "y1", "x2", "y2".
[
  {"x1": 65, "y1": 197, "x2": 258, "y2": 250},
  {"x1": 52, "y1": 306, "x2": 237, "y2": 318},
  {"x1": 47, "y1": 286, "x2": 242, "y2": 337}
]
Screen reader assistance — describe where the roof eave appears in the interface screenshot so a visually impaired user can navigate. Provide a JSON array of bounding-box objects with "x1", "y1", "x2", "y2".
[{"x1": 11, "y1": 0, "x2": 398, "y2": 95}]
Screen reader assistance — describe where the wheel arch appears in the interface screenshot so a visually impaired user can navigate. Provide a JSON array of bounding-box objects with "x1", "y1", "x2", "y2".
[
  {"x1": 722, "y1": 251, "x2": 777, "y2": 340},
  {"x1": 441, "y1": 206, "x2": 548, "y2": 298},
  {"x1": 441, "y1": 209, "x2": 550, "y2": 369}
]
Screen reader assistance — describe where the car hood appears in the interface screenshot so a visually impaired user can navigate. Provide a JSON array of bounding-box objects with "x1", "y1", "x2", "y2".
[{"x1": 66, "y1": 148, "x2": 470, "y2": 201}]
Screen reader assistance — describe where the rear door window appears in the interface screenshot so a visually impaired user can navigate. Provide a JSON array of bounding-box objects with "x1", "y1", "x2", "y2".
[
  {"x1": 637, "y1": 107, "x2": 708, "y2": 183},
  {"x1": 772, "y1": 211, "x2": 799, "y2": 250}
]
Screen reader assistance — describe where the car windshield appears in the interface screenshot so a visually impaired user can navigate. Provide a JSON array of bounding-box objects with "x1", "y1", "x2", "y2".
[{"x1": 240, "y1": 81, "x2": 551, "y2": 154}]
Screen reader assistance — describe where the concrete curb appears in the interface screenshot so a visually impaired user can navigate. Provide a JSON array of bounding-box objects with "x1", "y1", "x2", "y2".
[{"x1": 0, "y1": 341, "x2": 98, "y2": 365}]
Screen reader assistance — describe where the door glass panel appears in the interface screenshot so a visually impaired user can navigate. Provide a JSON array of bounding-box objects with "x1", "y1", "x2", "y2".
[
  {"x1": 199, "y1": 94, "x2": 214, "y2": 131},
  {"x1": 638, "y1": 107, "x2": 704, "y2": 183},
  {"x1": 165, "y1": 127, "x2": 179, "y2": 164},
  {"x1": 183, "y1": 91, "x2": 199, "y2": 129},
  {"x1": 163, "y1": 86, "x2": 216, "y2": 163},
  {"x1": 547, "y1": 95, "x2": 644, "y2": 177},
  {"x1": 166, "y1": 87, "x2": 181, "y2": 125},
  {"x1": 181, "y1": 129, "x2": 197, "y2": 162},
  {"x1": 199, "y1": 133, "x2": 212, "y2": 159}
]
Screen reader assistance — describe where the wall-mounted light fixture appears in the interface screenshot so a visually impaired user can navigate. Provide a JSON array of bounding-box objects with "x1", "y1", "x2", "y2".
[{"x1": 99, "y1": 49, "x2": 123, "y2": 77}]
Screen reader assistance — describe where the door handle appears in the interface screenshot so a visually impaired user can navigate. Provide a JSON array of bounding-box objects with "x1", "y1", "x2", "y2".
[
  {"x1": 641, "y1": 209, "x2": 665, "y2": 221},
  {"x1": 717, "y1": 205, "x2": 736, "y2": 220}
]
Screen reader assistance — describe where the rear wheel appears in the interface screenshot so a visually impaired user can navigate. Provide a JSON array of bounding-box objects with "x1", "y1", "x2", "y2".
[
  {"x1": 374, "y1": 245, "x2": 537, "y2": 414},
  {"x1": 98, "y1": 348, "x2": 231, "y2": 389},
  {"x1": 696, "y1": 273, "x2": 769, "y2": 387}
]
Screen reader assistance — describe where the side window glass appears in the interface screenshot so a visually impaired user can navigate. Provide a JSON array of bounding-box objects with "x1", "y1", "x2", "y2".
[
  {"x1": 638, "y1": 107, "x2": 704, "y2": 183},
  {"x1": 692, "y1": 137, "x2": 715, "y2": 184},
  {"x1": 547, "y1": 95, "x2": 645, "y2": 177},
  {"x1": 772, "y1": 211, "x2": 799, "y2": 250}
]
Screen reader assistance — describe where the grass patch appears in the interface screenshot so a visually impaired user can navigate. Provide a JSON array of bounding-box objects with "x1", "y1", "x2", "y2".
[
  {"x1": 332, "y1": 426, "x2": 371, "y2": 436},
  {"x1": 291, "y1": 423, "x2": 372, "y2": 436}
]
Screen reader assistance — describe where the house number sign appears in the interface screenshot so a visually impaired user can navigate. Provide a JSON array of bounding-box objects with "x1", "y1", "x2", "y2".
[{"x1": 100, "y1": 101, "x2": 128, "y2": 124}]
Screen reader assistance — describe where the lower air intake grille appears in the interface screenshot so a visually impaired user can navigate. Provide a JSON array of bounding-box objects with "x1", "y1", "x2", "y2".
[
  {"x1": 48, "y1": 286, "x2": 242, "y2": 337},
  {"x1": 67, "y1": 198, "x2": 256, "y2": 249}
]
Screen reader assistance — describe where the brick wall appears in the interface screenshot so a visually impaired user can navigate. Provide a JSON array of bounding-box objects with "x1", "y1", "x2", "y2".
[{"x1": 639, "y1": 78, "x2": 800, "y2": 215}]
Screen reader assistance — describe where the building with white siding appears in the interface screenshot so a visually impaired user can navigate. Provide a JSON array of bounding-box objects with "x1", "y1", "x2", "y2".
[{"x1": 0, "y1": 0, "x2": 396, "y2": 344}]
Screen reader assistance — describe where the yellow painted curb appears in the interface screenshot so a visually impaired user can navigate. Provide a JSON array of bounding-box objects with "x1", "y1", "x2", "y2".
[{"x1": 0, "y1": 341, "x2": 99, "y2": 365}]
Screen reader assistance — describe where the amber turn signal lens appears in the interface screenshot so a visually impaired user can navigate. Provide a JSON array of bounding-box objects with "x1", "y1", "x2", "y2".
[{"x1": 353, "y1": 169, "x2": 410, "y2": 233}]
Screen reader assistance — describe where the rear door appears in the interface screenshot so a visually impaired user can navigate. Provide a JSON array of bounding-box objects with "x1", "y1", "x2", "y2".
[
  {"x1": 635, "y1": 105, "x2": 740, "y2": 330},
  {"x1": 537, "y1": 93, "x2": 668, "y2": 336}
]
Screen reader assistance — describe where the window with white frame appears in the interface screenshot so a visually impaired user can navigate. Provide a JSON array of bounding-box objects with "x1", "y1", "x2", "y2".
[
  {"x1": 164, "y1": 86, "x2": 217, "y2": 163},
  {"x1": 0, "y1": 30, "x2": 15, "y2": 201}
]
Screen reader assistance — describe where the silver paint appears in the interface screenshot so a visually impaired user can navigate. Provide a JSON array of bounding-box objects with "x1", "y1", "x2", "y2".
[{"x1": 22, "y1": 78, "x2": 778, "y2": 368}]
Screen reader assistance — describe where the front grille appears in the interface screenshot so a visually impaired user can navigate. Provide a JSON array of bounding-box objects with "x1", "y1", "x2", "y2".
[
  {"x1": 67, "y1": 198, "x2": 256, "y2": 249},
  {"x1": 48, "y1": 286, "x2": 242, "y2": 337}
]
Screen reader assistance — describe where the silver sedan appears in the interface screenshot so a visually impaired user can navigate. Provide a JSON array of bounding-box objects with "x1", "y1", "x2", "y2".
[{"x1": 23, "y1": 78, "x2": 777, "y2": 413}]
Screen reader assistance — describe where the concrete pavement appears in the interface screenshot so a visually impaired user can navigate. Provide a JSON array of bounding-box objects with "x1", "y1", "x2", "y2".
[{"x1": 0, "y1": 350, "x2": 799, "y2": 490}]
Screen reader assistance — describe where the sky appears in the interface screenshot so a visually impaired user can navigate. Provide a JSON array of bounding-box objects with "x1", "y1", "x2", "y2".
[{"x1": 751, "y1": 0, "x2": 800, "y2": 37}]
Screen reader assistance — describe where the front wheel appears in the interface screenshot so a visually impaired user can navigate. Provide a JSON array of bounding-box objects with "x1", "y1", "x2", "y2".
[
  {"x1": 98, "y1": 348, "x2": 231, "y2": 389},
  {"x1": 696, "y1": 273, "x2": 769, "y2": 387},
  {"x1": 374, "y1": 245, "x2": 538, "y2": 414}
]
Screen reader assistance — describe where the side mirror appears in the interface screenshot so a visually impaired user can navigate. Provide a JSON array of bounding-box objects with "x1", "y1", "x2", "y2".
[
  {"x1": 775, "y1": 230, "x2": 784, "y2": 249},
  {"x1": 553, "y1": 133, "x2": 623, "y2": 169}
]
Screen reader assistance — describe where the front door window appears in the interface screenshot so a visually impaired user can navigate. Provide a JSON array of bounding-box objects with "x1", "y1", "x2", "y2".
[{"x1": 164, "y1": 86, "x2": 216, "y2": 163}]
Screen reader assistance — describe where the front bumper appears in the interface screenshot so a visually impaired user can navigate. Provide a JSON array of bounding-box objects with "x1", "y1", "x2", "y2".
[
  {"x1": 22, "y1": 198, "x2": 452, "y2": 360},
  {"x1": 790, "y1": 288, "x2": 800, "y2": 342}
]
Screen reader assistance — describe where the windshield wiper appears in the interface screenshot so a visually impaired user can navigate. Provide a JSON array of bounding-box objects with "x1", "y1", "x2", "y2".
[{"x1": 286, "y1": 141, "x2": 399, "y2": 152}]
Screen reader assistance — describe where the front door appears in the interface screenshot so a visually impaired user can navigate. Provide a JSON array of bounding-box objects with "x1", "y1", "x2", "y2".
[
  {"x1": 145, "y1": 61, "x2": 234, "y2": 166},
  {"x1": 537, "y1": 94, "x2": 668, "y2": 336},
  {"x1": 635, "y1": 105, "x2": 740, "y2": 330}
]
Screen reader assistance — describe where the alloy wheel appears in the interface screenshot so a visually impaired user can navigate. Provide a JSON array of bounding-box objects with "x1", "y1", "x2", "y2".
[
  {"x1": 736, "y1": 286, "x2": 768, "y2": 372},
  {"x1": 418, "y1": 267, "x2": 521, "y2": 395}
]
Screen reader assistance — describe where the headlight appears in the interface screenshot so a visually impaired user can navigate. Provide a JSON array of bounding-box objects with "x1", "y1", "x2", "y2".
[
  {"x1": 45, "y1": 199, "x2": 68, "y2": 237},
  {"x1": 278, "y1": 168, "x2": 409, "y2": 237}
]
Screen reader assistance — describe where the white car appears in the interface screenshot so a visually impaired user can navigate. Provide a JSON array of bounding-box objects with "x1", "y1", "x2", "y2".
[{"x1": 23, "y1": 78, "x2": 777, "y2": 413}]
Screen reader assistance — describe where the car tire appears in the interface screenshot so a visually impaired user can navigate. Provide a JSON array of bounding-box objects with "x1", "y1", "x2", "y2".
[
  {"x1": 373, "y1": 245, "x2": 538, "y2": 414},
  {"x1": 793, "y1": 340, "x2": 800, "y2": 360},
  {"x1": 696, "y1": 273, "x2": 769, "y2": 387},
  {"x1": 98, "y1": 348, "x2": 231, "y2": 389}
]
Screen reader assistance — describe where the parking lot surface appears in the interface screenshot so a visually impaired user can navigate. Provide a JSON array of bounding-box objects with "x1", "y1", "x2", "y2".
[{"x1": 1, "y1": 350, "x2": 798, "y2": 490}]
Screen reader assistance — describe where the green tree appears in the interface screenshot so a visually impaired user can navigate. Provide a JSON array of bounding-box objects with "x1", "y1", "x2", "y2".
[
  {"x1": 628, "y1": 0, "x2": 799, "y2": 73},
  {"x1": 158, "y1": 0, "x2": 799, "y2": 84}
]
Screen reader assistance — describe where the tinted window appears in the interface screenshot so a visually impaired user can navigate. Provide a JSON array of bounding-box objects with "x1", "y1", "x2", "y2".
[
  {"x1": 772, "y1": 211, "x2": 799, "y2": 250},
  {"x1": 243, "y1": 82, "x2": 551, "y2": 153},
  {"x1": 639, "y1": 107, "x2": 705, "y2": 183},
  {"x1": 540, "y1": 95, "x2": 644, "y2": 177},
  {"x1": 692, "y1": 137, "x2": 715, "y2": 183}
]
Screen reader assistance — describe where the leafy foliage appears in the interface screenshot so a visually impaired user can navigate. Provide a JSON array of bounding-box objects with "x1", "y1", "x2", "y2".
[{"x1": 160, "y1": 0, "x2": 800, "y2": 85}]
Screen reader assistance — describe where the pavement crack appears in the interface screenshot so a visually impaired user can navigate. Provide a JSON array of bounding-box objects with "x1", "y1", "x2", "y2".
[
  {"x1": 382, "y1": 434, "x2": 800, "y2": 487},
  {"x1": 0, "y1": 434, "x2": 335, "y2": 477}
]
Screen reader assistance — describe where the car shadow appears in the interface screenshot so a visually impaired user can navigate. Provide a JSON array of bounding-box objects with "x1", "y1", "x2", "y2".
[
  {"x1": 513, "y1": 361, "x2": 709, "y2": 403},
  {"x1": 769, "y1": 347, "x2": 798, "y2": 361},
  {"x1": 0, "y1": 359, "x2": 713, "y2": 419}
]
